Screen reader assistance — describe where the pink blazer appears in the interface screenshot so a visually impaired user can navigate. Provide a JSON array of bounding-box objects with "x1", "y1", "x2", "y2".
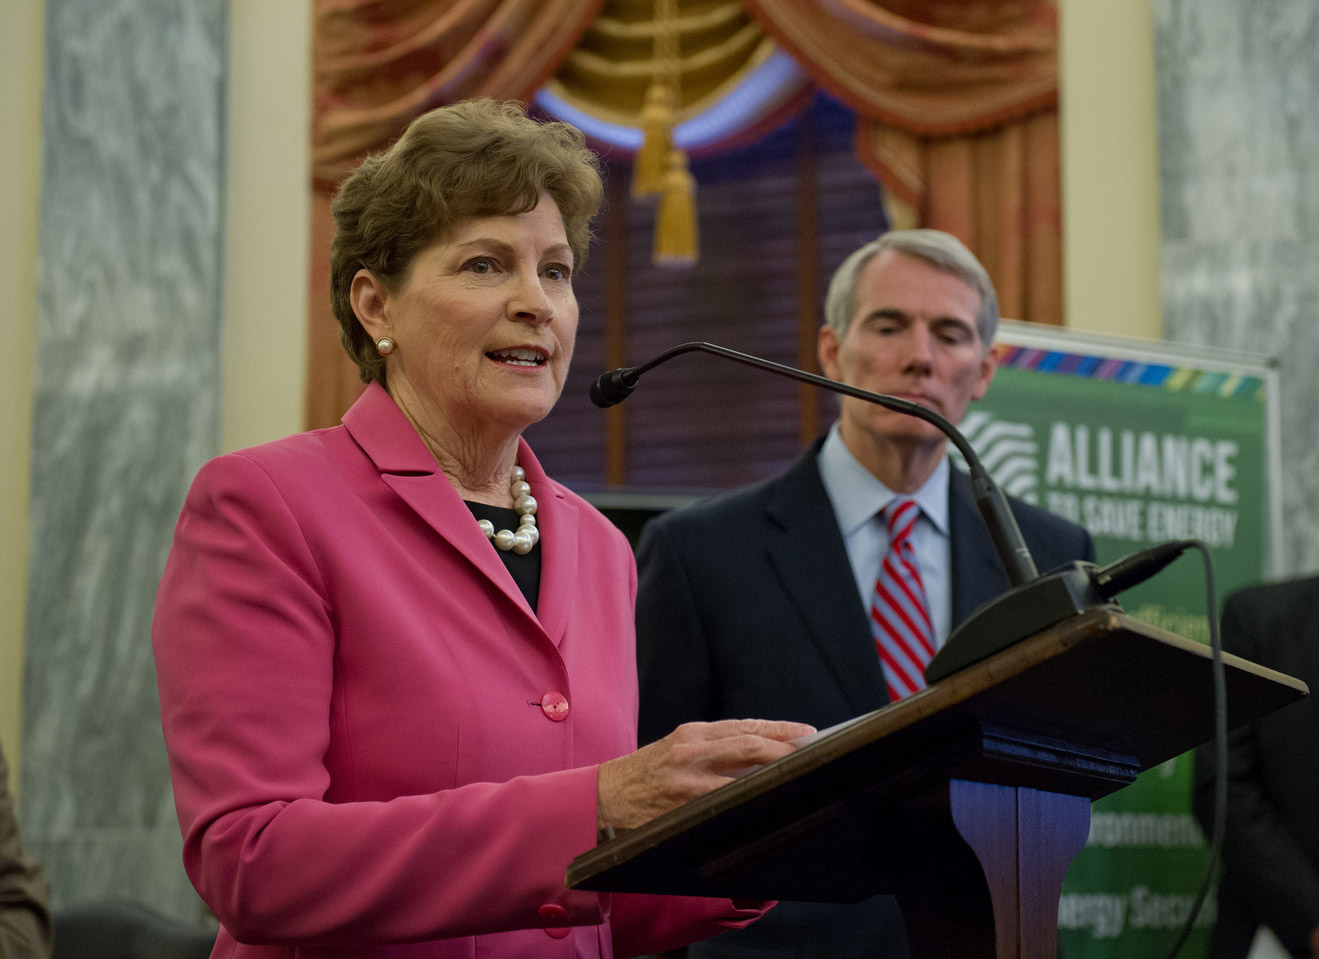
[{"x1": 152, "y1": 383, "x2": 762, "y2": 958}]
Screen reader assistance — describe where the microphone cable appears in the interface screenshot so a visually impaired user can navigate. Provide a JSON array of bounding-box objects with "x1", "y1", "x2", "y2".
[{"x1": 1159, "y1": 540, "x2": 1224, "y2": 959}]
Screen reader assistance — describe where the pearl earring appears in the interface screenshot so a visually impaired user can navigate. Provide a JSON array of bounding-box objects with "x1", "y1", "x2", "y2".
[{"x1": 376, "y1": 337, "x2": 395, "y2": 356}]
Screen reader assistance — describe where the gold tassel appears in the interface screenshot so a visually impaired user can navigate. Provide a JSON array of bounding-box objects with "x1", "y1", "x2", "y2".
[
  {"x1": 638, "y1": 0, "x2": 699, "y2": 266},
  {"x1": 632, "y1": 81, "x2": 673, "y2": 200},
  {"x1": 653, "y1": 147, "x2": 698, "y2": 267}
]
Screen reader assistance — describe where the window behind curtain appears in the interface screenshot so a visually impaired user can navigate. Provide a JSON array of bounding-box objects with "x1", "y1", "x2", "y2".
[{"x1": 525, "y1": 93, "x2": 888, "y2": 493}]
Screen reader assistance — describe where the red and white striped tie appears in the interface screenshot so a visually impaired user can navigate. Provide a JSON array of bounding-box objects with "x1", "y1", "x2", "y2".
[{"x1": 870, "y1": 497, "x2": 936, "y2": 700}]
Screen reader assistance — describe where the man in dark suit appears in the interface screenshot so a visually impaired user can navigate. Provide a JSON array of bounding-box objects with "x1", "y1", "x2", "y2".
[
  {"x1": 635, "y1": 228, "x2": 1094, "y2": 958},
  {"x1": 1193, "y1": 578, "x2": 1319, "y2": 959}
]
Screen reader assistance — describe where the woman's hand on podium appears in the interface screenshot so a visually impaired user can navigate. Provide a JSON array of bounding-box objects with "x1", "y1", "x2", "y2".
[{"x1": 597, "y1": 719, "x2": 814, "y2": 832}]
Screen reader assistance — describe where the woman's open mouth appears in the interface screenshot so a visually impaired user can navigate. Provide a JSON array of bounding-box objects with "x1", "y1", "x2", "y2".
[{"x1": 486, "y1": 347, "x2": 547, "y2": 368}]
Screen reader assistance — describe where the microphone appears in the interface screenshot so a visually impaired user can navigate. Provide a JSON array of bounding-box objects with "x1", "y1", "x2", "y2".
[
  {"x1": 1089, "y1": 540, "x2": 1191, "y2": 600},
  {"x1": 590, "y1": 341, "x2": 1038, "y2": 586},
  {"x1": 925, "y1": 542, "x2": 1196, "y2": 681},
  {"x1": 589, "y1": 368, "x2": 640, "y2": 407},
  {"x1": 591, "y1": 341, "x2": 1192, "y2": 684}
]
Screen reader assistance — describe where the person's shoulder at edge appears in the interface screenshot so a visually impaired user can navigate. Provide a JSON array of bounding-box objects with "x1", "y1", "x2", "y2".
[
  {"x1": 1217, "y1": 576, "x2": 1319, "y2": 656},
  {"x1": 1226, "y1": 574, "x2": 1319, "y2": 608},
  {"x1": 0, "y1": 741, "x2": 52, "y2": 956}
]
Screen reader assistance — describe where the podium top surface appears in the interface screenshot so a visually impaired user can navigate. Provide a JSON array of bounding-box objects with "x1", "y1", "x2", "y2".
[{"x1": 568, "y1": 609, "x2": 1307, "y2": 900}]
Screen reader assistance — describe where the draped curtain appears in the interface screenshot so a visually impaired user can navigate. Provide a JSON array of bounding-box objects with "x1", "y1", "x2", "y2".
[
  {"x1": 308, "y1": 0, "x2": 1059, "y2": 428},
  {"x1": 739, "y1": 0, "x2": 1062, "y2": 328},
  {"x1": 540, "y1": 1, "x2": 806, "y2": 145}
]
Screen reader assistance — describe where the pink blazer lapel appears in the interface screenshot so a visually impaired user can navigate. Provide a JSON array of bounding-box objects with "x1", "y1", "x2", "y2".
[
  {"x1": 341, "y1": 383, "x2": 575, "y2": 642},
  {"x1": 380, "y1": 471, "x2": 533, "y2": 617},
  {"x1": 517, "y1": 438, "x2": 577, "y2": 648}
]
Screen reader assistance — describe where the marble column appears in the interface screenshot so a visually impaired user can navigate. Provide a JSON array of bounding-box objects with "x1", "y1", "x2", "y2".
[
  {"x1": 21, "y1": 0, "x2": 226, "y2": 923},
  {"x1": 1155, "y1": 0, "x2": 1319, "y2": 575}
]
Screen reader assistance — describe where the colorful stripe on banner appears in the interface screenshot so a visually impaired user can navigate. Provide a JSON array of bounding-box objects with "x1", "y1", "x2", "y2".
[{"x1": 994, "y1": 343, "x2": 1264, "y2": 399}]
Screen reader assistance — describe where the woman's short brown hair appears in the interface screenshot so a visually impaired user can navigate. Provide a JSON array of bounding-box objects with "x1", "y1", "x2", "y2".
[{"x1": 330, "y1": 99, "x2": 604, "y2": 383}]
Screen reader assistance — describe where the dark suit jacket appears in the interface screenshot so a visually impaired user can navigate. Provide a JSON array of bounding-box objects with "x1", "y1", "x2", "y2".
[
  {"x1": 636, "y1": 439, "x2": 1095, "y2": 959},
  {"x1": 1193, "y1": 578, "x2": 1319, "y2": 959}
]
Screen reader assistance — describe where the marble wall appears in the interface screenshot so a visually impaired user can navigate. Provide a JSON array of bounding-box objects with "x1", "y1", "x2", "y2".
[
  {"x1": 20, "y1": 0, "x2": 225, "y2": 923},
  {"x1": 1155, "y1": 0, "x2": 1319, "y2": 576}
]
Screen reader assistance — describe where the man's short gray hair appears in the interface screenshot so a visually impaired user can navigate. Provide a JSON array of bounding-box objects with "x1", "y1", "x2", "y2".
[{"x1": 822, "y1": 229, "x2": 999, "y2": 348}]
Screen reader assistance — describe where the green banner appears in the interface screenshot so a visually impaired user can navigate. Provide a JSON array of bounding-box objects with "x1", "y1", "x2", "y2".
[{"x1": 959, "y1": 323, "x2": 1277, "y2": 958}]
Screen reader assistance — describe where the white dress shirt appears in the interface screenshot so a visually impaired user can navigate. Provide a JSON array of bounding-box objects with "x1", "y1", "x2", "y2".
[{"x1": 816, "y1": 423, "x2": 953, "y2": 649}]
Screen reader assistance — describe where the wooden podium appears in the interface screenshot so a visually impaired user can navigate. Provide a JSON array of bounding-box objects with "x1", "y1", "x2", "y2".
[{"x1": 567, "y1": 609, "x2": 1308, "y2": 959}]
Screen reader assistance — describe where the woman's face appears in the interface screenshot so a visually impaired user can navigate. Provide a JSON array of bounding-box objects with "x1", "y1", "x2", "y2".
[{"x1": 363, "y1": 194, "x2": 579, "y2": 439}]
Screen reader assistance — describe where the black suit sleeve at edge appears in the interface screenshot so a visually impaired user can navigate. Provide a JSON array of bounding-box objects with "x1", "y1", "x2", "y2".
[{"x1": 1191, "y1": 591, "x2": 1319, "y2": 953}]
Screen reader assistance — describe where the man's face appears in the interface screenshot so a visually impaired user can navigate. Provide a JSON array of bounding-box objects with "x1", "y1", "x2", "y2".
[{"x1": 818, "y1": 249, "x2": 997, "y2": 461}]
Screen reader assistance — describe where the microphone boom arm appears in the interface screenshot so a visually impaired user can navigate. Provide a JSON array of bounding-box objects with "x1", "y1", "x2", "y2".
[
  {"x1": 594, "y1": 341, "x2": 1200, "y2": 686},
  {"x1": 592, "y1": 341, "x2": 1039, "y2": 586}
]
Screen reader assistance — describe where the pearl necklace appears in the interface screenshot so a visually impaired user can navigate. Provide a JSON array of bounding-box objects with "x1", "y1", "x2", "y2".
[{"x1": 476, "y1": 465, "x2": 539, "y2": 555}]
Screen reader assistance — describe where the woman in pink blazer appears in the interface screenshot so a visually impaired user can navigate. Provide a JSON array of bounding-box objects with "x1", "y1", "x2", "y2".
[{"x1": 152, "y1": 100, "x2": 810, "y2": 959}]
